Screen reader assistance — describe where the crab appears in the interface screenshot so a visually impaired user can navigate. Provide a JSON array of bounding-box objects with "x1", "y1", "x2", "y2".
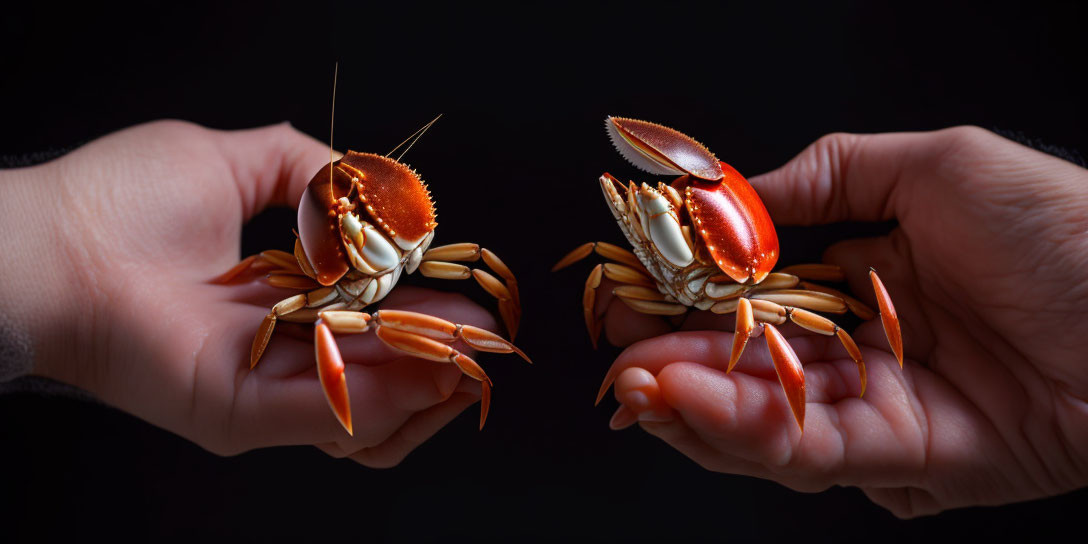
[
  {"x1": 553, "y1": 116, "x2": 903, "y2": 430},
  {"x1": 215, "y1": 142, "x2": 528, "y2": 435}
]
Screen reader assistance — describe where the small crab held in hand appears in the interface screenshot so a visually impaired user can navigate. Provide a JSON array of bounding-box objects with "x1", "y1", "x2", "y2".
[
  {"x1": 216, "y1": 119, "x2": 528, "y2": 435},
  {"x1": 554, "y1": 116, "x2": 903, "y2": 430}
]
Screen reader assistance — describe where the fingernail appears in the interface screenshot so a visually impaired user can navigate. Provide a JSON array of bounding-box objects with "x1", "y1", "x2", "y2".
[{"x1": 609, "y1": 405, "x2": 638, "y2": 430}]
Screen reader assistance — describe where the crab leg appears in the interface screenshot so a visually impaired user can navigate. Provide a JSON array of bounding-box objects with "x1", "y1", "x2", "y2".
[
  {"x1": 717, "y1": 299, "x2": 807, "y2": 429},
  {"x1": 581, "y1": 259, "x2": 684, "y2": 346},
  {"x1": 293, "y1": 237, "x2": 318, "y2": 279},
  {"x1": 711, "y1": 297, "x2": 870, "y2": 431},
  {"x1": 214, "y1": 238, "x2": 319, "y2": 285},
  {"x1": 597, "y1": 262, "x2": 686, "y2": 314},
  {"x1": 798, "y1": 281, "x2": 875, "y2": 320},
  {"x1": 870, "y1": 269, "x2": 904, "y2": 368},
  {"x1": 314, "y1": 320, "x2": 353, "y2": 435},
  {"x1": 249, "y1": 287, "x2": 342, "y2": 367},
  {"x1": 775, "y1": 263, "x2": 884, "y2": 319},
  {"x1": 250, "y1": 294, "x2": 307, "y2": 368},
  {"x1": 211, "y1": 254, "x2": 280, "y2": 284},
  {"x1": 787, "y1": 308, "x2": 867, "y2": 397},
  {"x1": 258, "y1": 249, "x2": 303, "y2": 273},
  {"x1": 421, "y1": 243, "x2": 522, "y2": 340},
  {"x1": 728, "y1": 298, "x2": 755, "y2": 373},
  {"x1": 583, "y1": 265, "x2": 605, "y2": 348},
  {"x1": 554, "y1": 242, "x2": 670, "y2": 347},
  {"x1": 777, "y1": 263, "x2": 846, "y2": 282},
  {"x1": 749, "y1": 289, "x2": 848, "y2": 314},
  {"x1": 551, "y1": 241, "x2": 649, "y2": 275},
  {"x1": 763, "y1": 324, "x2": 807, "y2": 430},
  {"x1": 316, "y1": 309, "x2": 529, "y2": 433},
  {"x1": 267, "y1": 273, "x2": 322, "y2": 290}
]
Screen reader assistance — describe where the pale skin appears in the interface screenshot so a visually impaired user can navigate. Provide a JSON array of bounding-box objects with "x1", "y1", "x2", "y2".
[
  {"x1": 0, "y1": 121, "x2": 492, "y2": 467},
  {"x1": 597, "y1": 126, "x2": 1088, "y2": 517}
]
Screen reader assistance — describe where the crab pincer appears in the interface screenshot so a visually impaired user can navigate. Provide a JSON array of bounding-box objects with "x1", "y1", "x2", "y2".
[
  {"x1": 218, "y1": 116, "x2": 529, "y2": 435},
  {"x1": 560, "y1": 116, "x2": 904, "y2": 431}
]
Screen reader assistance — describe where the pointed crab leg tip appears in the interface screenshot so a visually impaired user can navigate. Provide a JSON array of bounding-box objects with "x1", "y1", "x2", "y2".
[
  {"x1": 868, "y1": 269, "x2": 905, "y2": 369},
  {"x1": 516, "y1": 349, "x2": 533, "y2": 365},
  {"x1": 793, "y1": 406, "x2": 806, "y2": 433},
  {"x1": 595, "y1": 376, "x2": 616, "y2": 406}
]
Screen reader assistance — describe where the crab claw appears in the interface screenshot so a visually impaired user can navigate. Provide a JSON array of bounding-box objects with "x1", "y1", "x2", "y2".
[
  {"x1": 315, "y1": 321, "x2": 353, "y2": 435},
  {"x1": 763, "y1": 324, "x2": 806, "y2": 431},
  {"x1": 606, "y1": 116, "x2": 724, "y2": 181},
  {"x1": 869, "y1": 269, "x2": 904, "y2": 368}
]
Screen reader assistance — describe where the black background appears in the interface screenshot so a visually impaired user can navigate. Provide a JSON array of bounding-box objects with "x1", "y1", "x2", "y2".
[{"x1": 2, "y1": 1, "x2": 1086, "y2": 541}]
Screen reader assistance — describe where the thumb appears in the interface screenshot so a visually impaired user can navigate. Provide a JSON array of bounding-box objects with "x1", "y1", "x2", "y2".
[
  {"x1": 747, "y1": 130, "x2": 949, "y2": 226},
  {"x1": 214, "y1": 122, "x2": 340, "y2": 221}
]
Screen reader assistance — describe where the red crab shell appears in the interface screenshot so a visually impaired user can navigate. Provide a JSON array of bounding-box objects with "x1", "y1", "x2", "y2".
[
  {"x1": 674, "y1": 164, "x2": 779, "y2": 284},
  {"x1": 298, "y1": 151, "x2": 437, "y2": 286},
  {"x1": 609, "y1": 116, "x2": 779, "y2": 283}
]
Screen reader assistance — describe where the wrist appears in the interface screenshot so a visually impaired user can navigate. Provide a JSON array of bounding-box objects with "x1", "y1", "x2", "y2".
[{"x1": 0, "y1": 163, "x2": 97, "y2": 389}]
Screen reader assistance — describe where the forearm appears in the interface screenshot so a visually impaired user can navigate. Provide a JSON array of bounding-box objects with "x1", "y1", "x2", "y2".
[{"x1": 0, "y1": 163, "x2": 94, "y2": 388}]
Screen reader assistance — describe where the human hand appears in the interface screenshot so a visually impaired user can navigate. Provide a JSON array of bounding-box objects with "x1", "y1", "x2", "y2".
[
  {"x1": 595, "y1": 127, "x2": 1088, "y2": 516},
  {"x1": 0, "y1": 121, "x2": 492, "y2": 467}
]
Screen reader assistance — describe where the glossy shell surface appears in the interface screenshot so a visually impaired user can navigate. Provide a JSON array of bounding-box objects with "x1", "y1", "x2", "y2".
[
  {"x1": 608, "y1": 117, "x2": 724, "y2": 181},
  {"x1": 298, "y1": 151, "x2": 436, "y2": 286},
  {"x1": 675, "y1": 163, "x2": 779, "y2": 284}
]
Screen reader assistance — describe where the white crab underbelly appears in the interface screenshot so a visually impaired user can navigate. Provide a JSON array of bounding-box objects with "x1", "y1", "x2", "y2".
[
  {"x1": 599, "y1": 175, "x2": 732, "y2": 311},
  {"x1": 333, "y1": 218, "x2": 434, "y2": 311}
]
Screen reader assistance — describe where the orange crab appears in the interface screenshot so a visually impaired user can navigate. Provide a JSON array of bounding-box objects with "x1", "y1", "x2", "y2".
[
  {"x1": 554, "y1": 117, "x2": 903, "y2": 430},
  {"x1": 216, "y1": 128, "x2": 528, "y2": 435}
]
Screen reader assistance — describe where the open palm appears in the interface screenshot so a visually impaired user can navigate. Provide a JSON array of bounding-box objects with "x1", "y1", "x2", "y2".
[
  {"x1": 30, "y1": 121, "x2": 491, "y2": 467},
  {"x1": 595, "y1": 127, "x2": 1088, "y2": 517}
]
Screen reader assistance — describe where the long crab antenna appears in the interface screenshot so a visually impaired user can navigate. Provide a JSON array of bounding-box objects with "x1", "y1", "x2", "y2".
[
  {"x1": 386, "y1": 114, "x2": 443, "y2": 162},
  {"x1": 329, "y1": 62, "x2": 338, "y2": 197}
]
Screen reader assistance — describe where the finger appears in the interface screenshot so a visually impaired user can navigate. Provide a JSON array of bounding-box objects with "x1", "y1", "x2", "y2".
[
  {"x1": 213, "y1": 287, "x2": 492, "y2": 450},
  {"x1": 748, "y1": 131, "x2": 949, "y2": 225},
  {"x1": 348, "y1": 382, "x2": 481, "y2": 469},
  {"x1": 613, "y1": 367, "x2": 674, "y2": 423},
  {"x1": 596, "y1": 330, "x2": 830, "y2": 405},
  {"x1": 213, "y1": 123, "x2": 340, "y2": 220},
  {"x1": 608, "y1": 405, "x2": 639, "y2": 430},
  {"x1": 315, "y1": 378, "x2": 477, "y2": 460},
  {"x1": 654, "y1": 352, "x2": 930, "y2": 490},
  {"x1": 232, "y1": 352, "x2": 465, "y2": 451}
]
